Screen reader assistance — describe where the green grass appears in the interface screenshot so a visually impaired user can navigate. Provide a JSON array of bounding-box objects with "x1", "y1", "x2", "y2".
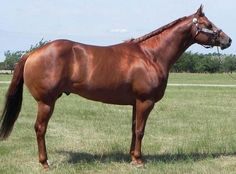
[
  {"x1": 0, "y1": 74, "x2": 12, "y2": 81},
  {"x1": 1, "y1": 73, "x2": 236, "y2": 173},
  {"x1": 168, "y1": 73, "x2": 236, "y2": 84}
]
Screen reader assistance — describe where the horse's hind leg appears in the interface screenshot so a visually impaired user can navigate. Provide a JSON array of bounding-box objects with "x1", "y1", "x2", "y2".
[{"x1": 34, "y1": 101, "x2": 55, "y2": 169}]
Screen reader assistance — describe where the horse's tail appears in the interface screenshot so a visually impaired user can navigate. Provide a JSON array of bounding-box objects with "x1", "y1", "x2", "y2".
[{"x1": 0, "y1": 54, "x2": 28, "y2": 140}]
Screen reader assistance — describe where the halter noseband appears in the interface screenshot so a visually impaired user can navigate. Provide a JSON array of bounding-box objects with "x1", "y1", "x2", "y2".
[{"x1": 192, "y1": 17, "x2": 222, "y2": 48}]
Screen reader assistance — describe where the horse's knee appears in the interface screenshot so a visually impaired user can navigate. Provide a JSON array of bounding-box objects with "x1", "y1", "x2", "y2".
[
  {"x1": 34, "y1": 122, "x2": 46, "y2": 137},
  {"x1": 135, "y1": 130, "x2": 144, "y2": 140}
]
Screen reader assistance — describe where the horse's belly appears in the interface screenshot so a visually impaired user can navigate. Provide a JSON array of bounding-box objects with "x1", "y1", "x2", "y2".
[{"x1": 71, "y1": 87, "x2": 135, "y2": 105}]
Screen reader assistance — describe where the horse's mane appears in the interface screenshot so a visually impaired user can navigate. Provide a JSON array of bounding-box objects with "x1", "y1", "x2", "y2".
[{"x1": 126, "y1": 16, "x2": 188, "y2": 43}]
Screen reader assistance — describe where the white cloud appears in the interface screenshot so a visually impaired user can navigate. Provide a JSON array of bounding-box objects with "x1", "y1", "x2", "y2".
[{"x1": 110, "y1": 28, "x2": 128, "y2": 33}]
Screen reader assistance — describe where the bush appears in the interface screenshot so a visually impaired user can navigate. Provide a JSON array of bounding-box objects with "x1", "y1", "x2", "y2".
[
  {"x1": 171, "y1": 52, "x2": 236, "y2": 73},
  {"x1": 0, "y1": 39, "x2": 48, "y2": 71}
]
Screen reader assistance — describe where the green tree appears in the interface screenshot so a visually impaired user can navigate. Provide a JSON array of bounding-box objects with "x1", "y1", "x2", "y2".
[
  {"x1": 171, "y1": 52, "x2": 235, "y2": 73},
  {"x1": 0, "y1": 62, "x2": 5, "y2": 70},
  {"x1": 173, "y1": 52, "x2": 197, "y2": 73},
  {"x1": 196, "y1": 55, "x2": 221, "y2": 73},
  {"x1": 223, "y1": 55, "x2": 236, "y2": 73},
  {"x1": 2, "y1": 39, "x2": 48, "y2": 72},
  {"x1": 27, "y1": 38, "x2": 48, "y2": 53},
  {"x1": 3, "y1": 50, "x2": 24, "y2": 72}
]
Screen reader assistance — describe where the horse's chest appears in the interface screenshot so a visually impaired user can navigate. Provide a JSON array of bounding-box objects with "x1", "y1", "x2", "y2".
[
  {"x1": 133, "y1": 74, "x2": 168, "y2": 102},
  {"x1": 151, "y1": 82, "x2": 168, "y2": 102}
]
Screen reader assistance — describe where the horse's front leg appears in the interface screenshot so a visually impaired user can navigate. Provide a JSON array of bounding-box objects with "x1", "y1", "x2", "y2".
[
  {"x1": 130, "y1": 99, "x2": 154, "y2": 166},
  {"x1": 130, "y1": 104, "x2": 136, "y2": 158}
]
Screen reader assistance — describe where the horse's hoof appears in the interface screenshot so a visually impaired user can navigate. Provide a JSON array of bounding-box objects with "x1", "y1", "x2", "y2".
[
  {"x1": 43, "y1": 164, "x2": 49, "y2": 170},
  {"x1": 41, "y1": 160, "x2": 50, "y2": 170},
  {"x1": 130, "y1": 160, "x2": 145, "y2": 168}
]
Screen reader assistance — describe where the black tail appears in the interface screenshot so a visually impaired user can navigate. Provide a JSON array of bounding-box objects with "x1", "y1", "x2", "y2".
[{"x1": 0, "y1": 55, "x2": 28, "y2": 140}]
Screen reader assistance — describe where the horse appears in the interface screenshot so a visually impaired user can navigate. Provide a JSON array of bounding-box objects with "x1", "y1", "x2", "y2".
[{"x1": 0, "y1": 5, "x2": 232, "y2": 168}]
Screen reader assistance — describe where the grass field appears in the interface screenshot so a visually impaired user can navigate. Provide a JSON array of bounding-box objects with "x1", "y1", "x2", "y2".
[{"x1": 1, "y1": 73, "x2": 236, "y2": 174}]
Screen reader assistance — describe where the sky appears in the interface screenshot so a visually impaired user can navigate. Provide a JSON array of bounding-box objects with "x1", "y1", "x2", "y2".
[{"x1": 0, "y1": 0, "x2": 235, "y2": 62}]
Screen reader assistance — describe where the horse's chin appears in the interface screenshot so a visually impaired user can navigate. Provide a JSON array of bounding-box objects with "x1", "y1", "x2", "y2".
[
  {"x1": 220, "y1": 43, "x2": 231, "y2": 50},
  {"x1": 220, "y1": 45, "x2": 229, "y2": 50}
]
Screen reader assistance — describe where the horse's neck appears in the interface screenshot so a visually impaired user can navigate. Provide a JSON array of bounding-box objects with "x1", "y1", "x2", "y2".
[{"x1": 139, "y1": 20, "x2": 193, "y2": 72}]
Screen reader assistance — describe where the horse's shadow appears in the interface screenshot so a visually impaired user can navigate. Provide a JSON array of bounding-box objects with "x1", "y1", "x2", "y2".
[{"x1": 57, "y1": 150, "x2": 236, "y2": 164}]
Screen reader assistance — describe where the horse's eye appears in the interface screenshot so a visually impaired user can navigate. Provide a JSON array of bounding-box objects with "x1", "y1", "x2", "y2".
[{"x1": 208, "y1": 24, "x2": 213, "y2": 29}]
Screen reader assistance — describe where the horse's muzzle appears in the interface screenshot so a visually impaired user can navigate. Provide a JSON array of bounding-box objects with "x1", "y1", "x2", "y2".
[{"x1": 220, "y1": 36, "x2": 232, "y2": 50}]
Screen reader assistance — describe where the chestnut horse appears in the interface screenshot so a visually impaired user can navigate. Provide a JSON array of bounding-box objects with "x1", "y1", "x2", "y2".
[{"x1": 0, "y1": 6, "x2": 232, "y2": 168}]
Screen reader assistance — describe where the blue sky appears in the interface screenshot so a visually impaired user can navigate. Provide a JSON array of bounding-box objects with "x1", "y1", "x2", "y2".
[{"x1": 0, "y1": 0, "x2": 235, "y2": 61}]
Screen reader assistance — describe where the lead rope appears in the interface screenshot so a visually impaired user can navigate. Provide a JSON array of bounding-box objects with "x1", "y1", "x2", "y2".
[
  {"x1": 216, "y1": 46, "x2": 222, "y2": 64},
  {"x1": 217, "y1": 46, "x2": 236, "y2": 80}
]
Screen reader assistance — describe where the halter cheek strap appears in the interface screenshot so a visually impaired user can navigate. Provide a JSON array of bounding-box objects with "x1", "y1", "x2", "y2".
[{"x1": 192, "y1": 17, "x2": 221, "y2": 49}]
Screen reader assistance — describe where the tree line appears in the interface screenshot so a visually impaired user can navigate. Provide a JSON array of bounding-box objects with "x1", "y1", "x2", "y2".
[
  {"x1": 0, "y1": 39, "x2": 48, "y2": 72},
  {"x1": 0, "y1": 40, "x2": 236, "y2": 73},
  {"x1": 171, "y1": 52, "x2": 236, "y2": 73}
]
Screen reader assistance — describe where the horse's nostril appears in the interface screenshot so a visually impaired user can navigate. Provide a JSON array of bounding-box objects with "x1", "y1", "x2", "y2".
[{"x1": 229, "y1": 38, "x2": 232, "y2": 44}]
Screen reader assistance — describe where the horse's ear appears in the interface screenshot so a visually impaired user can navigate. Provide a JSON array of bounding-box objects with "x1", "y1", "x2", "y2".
[{"x1": 196, "y1": 4, "x2": 204, "y2": 16}]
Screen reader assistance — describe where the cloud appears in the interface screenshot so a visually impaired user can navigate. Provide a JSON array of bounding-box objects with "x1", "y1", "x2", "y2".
[{"x1": 110, "y1": 28, "x2": 128, "y2": 33}]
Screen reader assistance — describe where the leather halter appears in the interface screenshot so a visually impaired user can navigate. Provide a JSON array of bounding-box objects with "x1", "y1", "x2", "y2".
[{"x1": 192, "y1": 17, "x2": 222, "y2": 48}]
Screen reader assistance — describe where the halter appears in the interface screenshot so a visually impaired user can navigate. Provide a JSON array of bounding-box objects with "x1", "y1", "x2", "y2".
[{"x1": 192, "y1": 17, "x2": 222, "y2": 49}]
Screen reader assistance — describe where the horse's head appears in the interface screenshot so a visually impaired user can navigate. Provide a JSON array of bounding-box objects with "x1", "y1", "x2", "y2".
[{"x1": 191, "y1": 5, "x2": 232, "y2": 50}]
